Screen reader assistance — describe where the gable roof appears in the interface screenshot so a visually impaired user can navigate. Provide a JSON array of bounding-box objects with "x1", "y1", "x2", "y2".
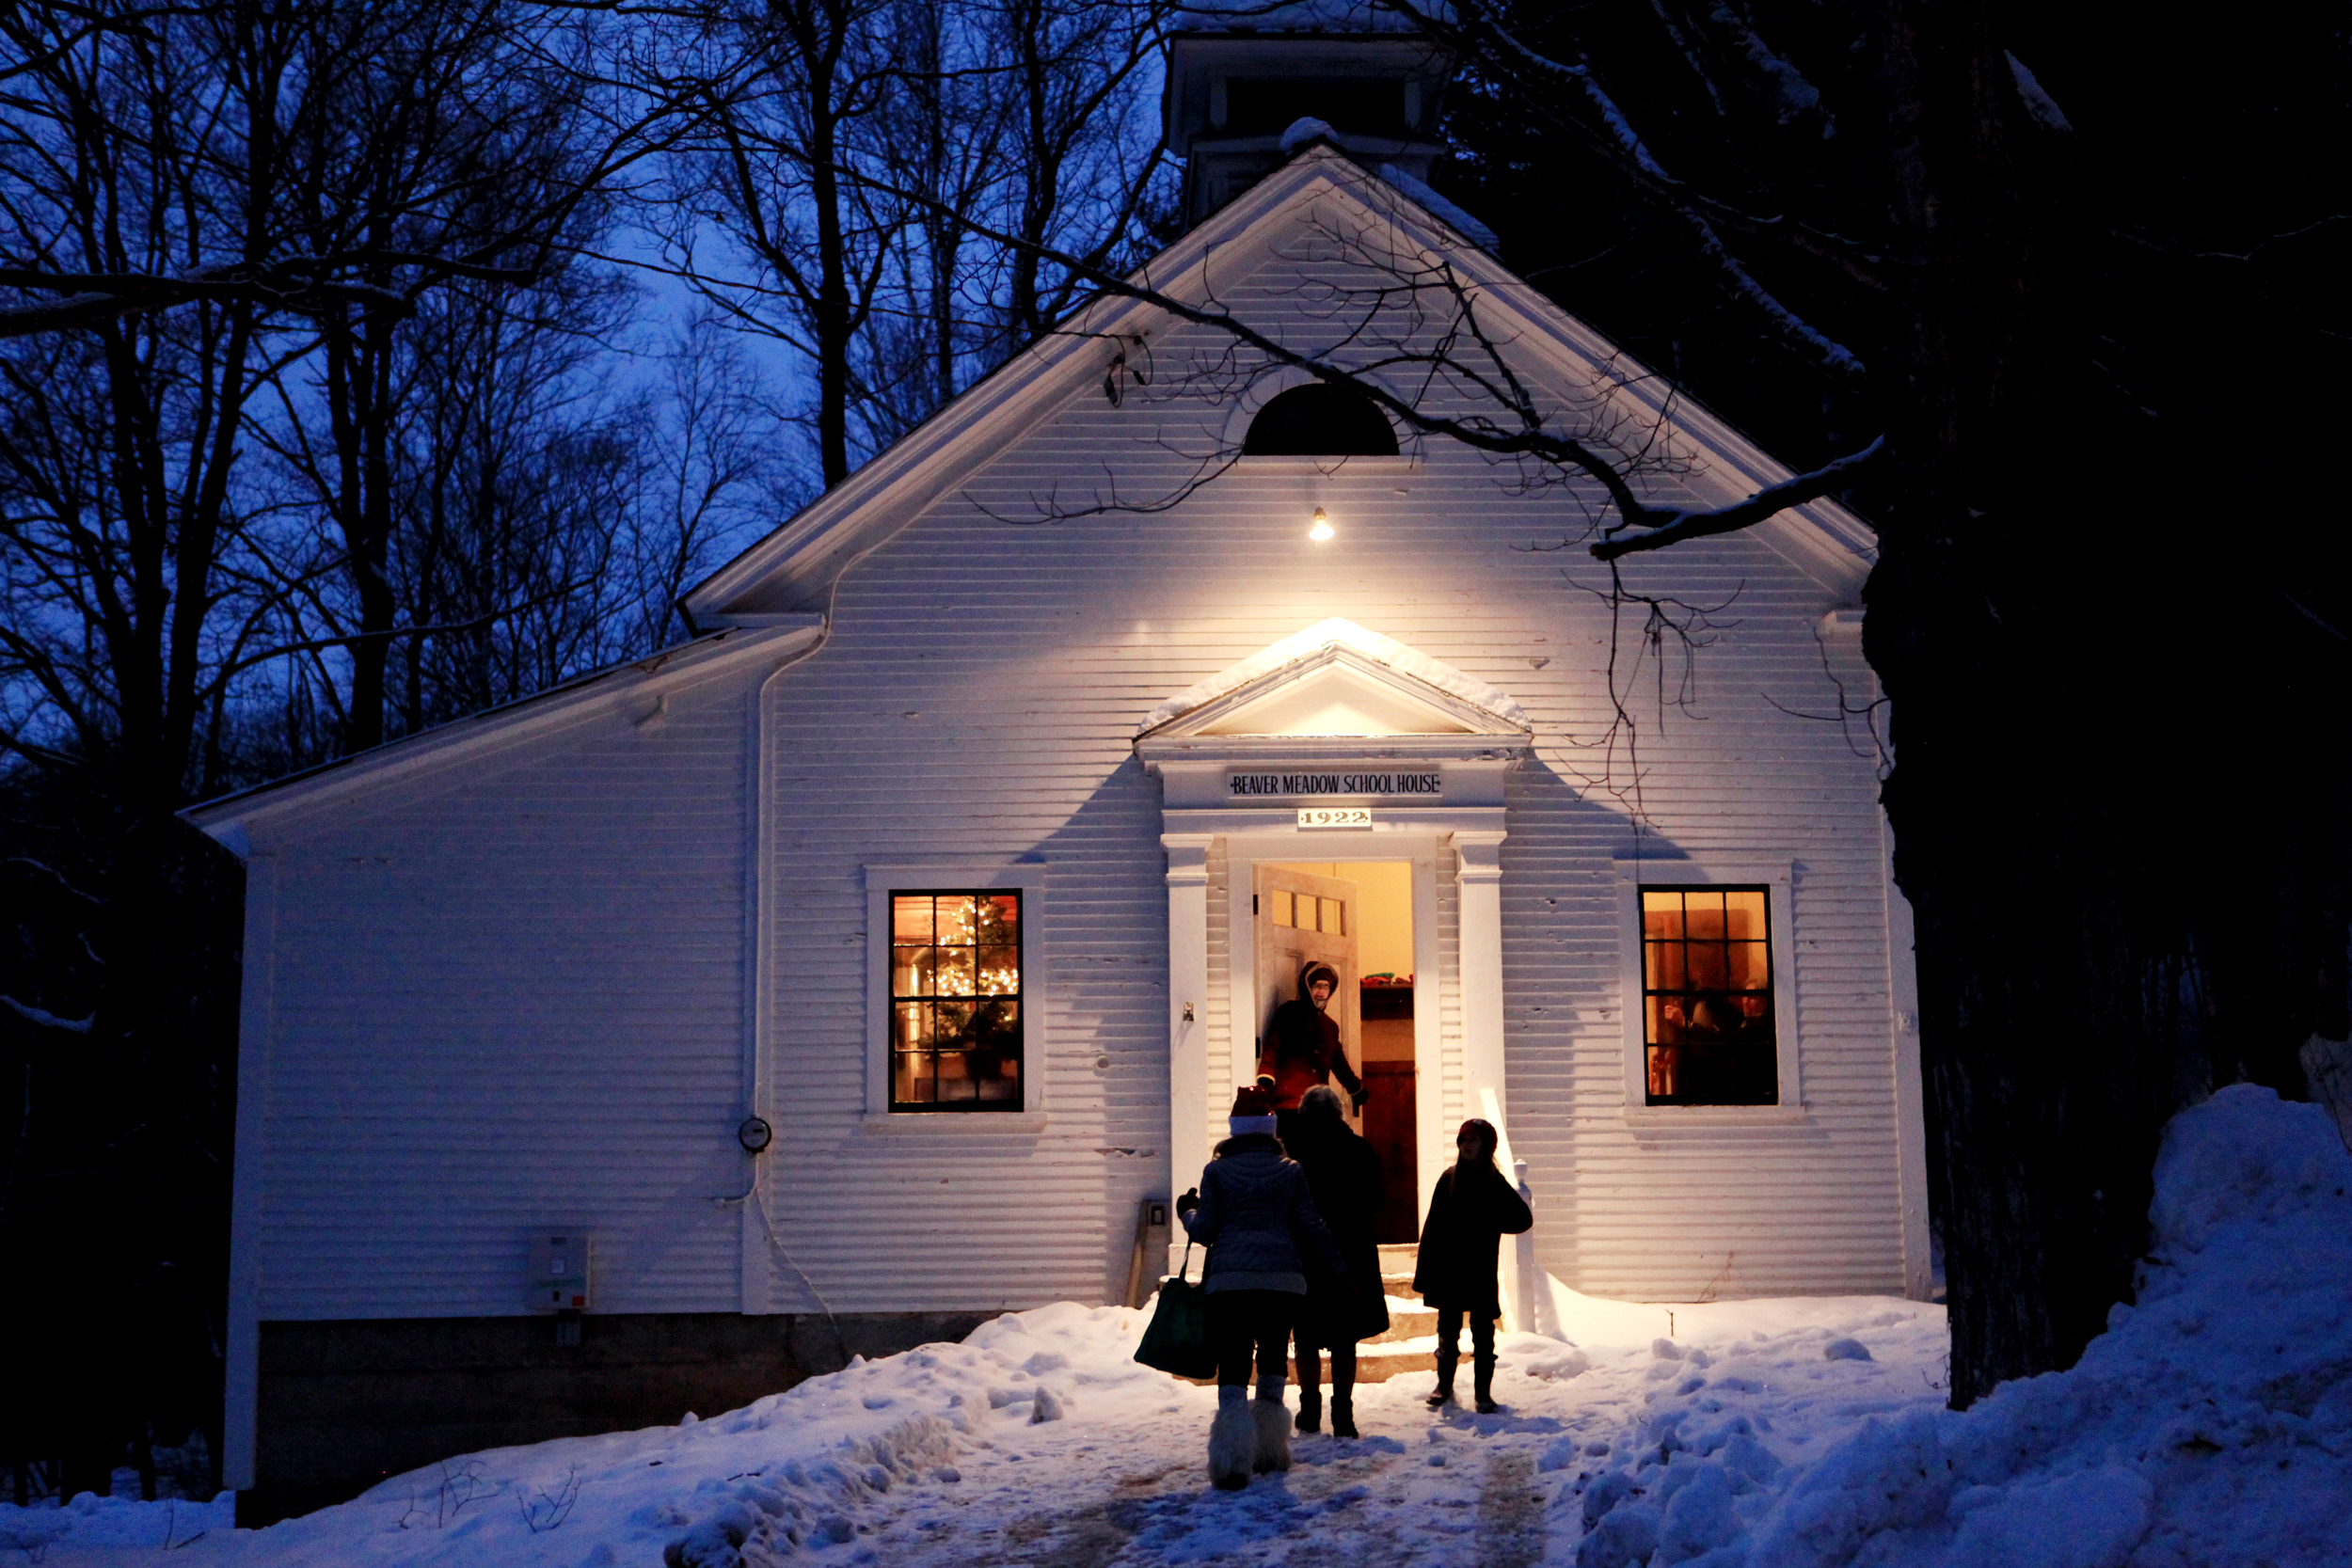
[
  {"x1": 181, "y1": 617, "x2": 822, "y2": 842},
  {"x1": 185, "y1": 145, "x2": 1874, "y2": 846},
  {"x1": 1138, "y1": 617, "x2": 1530, "y2": 740},
  {"x1": 680, "y1": 142, "x2": 1874, "y2": 627}
]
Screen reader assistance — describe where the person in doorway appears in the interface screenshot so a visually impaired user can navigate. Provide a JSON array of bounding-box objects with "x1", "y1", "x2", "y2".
[
  {"x1": 1257, "y1": 961, "x2": 1367, "y2": 1146},
  {"x1": 1176, "y1": 1084, "x2": 1348, "y2": 1489},
  {"x1": 1285, "y1": 1085, "x2": 1390, "y2": 1438},
  {"x1": 1412, "y1": 1117, "x2": 1534, "y2": 1414}
]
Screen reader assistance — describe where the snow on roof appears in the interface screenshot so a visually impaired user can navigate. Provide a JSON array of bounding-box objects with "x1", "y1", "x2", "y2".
[
  {"x1": 1278, "y1": 116, "x2": 1337, "y2": 151},
  {"x1": 1375, "y1": 162, "x2": 1497, "y2": 250},
  {"x1": 1174, "y1": 0, "x2": 1453, "y2": 34},
  {"x1": 1138, "y1": 616, "x2": 1530, "y2": 735}
]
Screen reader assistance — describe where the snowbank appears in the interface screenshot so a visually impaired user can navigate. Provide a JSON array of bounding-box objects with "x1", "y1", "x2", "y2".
[
  {"x1": 256, "y1": 1301, "x2": 1171, "y2": 1568},
  {"x1": 14, "y1": 1084, "x2": 2343, "y2": 1567},
  {"x1": 0, "y1": 1302, "x2": 1173, "y2": 1567},
  {"x1": 0, "y1": 1489, "x2": 233, "y2": 1556},
  {"x1": 1565, "y1": 1084, "x2": 2352, "y2": 1567}
]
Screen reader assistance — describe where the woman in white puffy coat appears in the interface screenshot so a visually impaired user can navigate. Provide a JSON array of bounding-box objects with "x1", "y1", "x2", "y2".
[{"x1": 1176, "y1": 1084, "x2": 1346, "y2": 1489}]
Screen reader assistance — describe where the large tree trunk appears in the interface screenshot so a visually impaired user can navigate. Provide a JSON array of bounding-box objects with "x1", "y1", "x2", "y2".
[{"x1": 1857, "y1": 0, "x2": 2178, "y2": 1404}]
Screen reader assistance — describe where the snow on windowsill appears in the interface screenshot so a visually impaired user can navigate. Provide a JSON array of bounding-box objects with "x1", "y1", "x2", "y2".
[
  {"x1": 1620, "y1": 1103, "x2": 1811, "y2": 1128},
  {"x1": 859, "y1": 1111, "x2": 1052, "y2": 1135}
]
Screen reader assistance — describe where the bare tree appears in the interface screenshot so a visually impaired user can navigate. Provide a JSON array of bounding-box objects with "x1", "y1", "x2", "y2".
[
  {"x1": 982, "y1": 0, "x2": 1173, "y2": 349},
  {"x1": 0, "y1": 0, "x2": 726, "y2": 1490},
  {"x1": 665, "y1": 0, "x2": 906, "y2": 485},
  {"x1": 619, "y1": 311, "x2": 803, "y2": 653},
  {"x1": 1388, "y1": 0, "x2": 2352, "y2": 1408},
  {"x1": 903, "y1": 0, "x2": 2351, "y2": 1409},
  {"x1": 0, "y1": 1, "x2": 316, "y2": 1488}
]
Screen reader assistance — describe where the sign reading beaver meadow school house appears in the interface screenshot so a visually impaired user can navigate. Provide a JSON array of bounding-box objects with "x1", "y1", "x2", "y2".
[
  {"x1": 180, "y1": 0, "x2": 1926, "y2": 1520},
  {"x1": 1230, "y1": 771, "x2": 1444, "y2": 798}
]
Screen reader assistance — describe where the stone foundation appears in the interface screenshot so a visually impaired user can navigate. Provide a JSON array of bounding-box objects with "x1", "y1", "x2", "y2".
[{"x1": 237, "y1": 1308, "x2": 993, "y2": 1526}]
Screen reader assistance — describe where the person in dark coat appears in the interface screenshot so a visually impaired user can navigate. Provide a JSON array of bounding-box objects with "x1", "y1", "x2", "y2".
[
  {"x1": 1176, "y1": 1084, "x2": 1348, "y2": 1489},
  {"x1": 1284, "y1": 1085, "x2": 1390, "y2": 1437},
  {"x1": 1412, "y1": 1117, "x2": 1534, "y2": 1413},
  {"x1": 1257, "y1": 962, "x2": 1366, "y2": 1146}
]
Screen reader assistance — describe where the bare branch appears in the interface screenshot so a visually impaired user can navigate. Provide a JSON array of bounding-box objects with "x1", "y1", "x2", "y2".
[
  {"x1": 1, "y1": 995, "x2": 94, "y2": 1034},
  {"x1": 1592, "y1": 436, "x2": 1883, "y2": 560}
]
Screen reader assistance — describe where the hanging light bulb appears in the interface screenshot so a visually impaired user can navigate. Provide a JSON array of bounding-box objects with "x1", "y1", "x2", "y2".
[{"x1": 1308, "y1": 507, "x2": 1335, "y2": 542}]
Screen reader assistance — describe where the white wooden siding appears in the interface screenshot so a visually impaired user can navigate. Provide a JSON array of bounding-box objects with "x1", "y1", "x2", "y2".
[
  {"x1": 247, "y1": 681, "x2": 755, "y2": 1320},
  {"x1": 1206, "y1": 838, "x2": 1232, "y2": 1131},
  {"x1": 234, "y1": 202, "x2": 1911, "y2": 1321}
]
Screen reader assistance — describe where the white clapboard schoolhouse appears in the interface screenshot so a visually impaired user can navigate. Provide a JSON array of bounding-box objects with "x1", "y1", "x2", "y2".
[{"x1": 186, "y1": 2, "x2": 1928, "y2": 1512}]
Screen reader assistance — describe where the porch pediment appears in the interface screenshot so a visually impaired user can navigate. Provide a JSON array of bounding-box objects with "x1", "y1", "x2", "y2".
[{"x1": 1136, "y1": 618, "x2": 1531, "y2": 751}]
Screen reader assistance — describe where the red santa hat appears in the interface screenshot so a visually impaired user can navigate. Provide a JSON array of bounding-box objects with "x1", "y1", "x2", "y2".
[{"x1": 1229, "y1": 1083, "x2": 1277, "y2": 1137}]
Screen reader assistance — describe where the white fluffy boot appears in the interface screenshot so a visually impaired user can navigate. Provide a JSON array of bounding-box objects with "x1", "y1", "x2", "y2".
[
  {"x1": 1252, "y1": 1393, "x2": 1292, "y2": 1473},
  {"x1": 1207, "y1": 1386, "x2": 1255, "y2": 1490}
]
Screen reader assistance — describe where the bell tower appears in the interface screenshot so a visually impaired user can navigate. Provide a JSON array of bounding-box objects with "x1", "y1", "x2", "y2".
[{"x1": 1163, "y1": 1, "x2": 1457, "y2": 228}]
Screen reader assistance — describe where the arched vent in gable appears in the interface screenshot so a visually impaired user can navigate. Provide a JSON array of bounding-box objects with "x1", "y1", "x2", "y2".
[{"x1": 1241, "y1": 383, "x2": 1399, "y2": 457}]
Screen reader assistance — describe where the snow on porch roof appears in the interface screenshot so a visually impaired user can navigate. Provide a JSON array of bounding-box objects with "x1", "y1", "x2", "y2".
[{"x1": 1137, "y1": 618, "x2": 1530, "y2": 737}]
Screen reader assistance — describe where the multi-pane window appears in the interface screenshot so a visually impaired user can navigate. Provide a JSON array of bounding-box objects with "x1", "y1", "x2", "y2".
[
  {"x1": 1267, "y1": 889, "x2": 1345, "y2": 934},
  {"x1": 890, "y1": 892, "x2": 1022, "y2": 1111},
  {"x1": 1641, "y1": 886, "x2": 1776, "y2": 1106}
]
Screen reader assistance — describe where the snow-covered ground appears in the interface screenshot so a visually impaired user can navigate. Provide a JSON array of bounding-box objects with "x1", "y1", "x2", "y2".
[{"x1": 8, "y1": 1084, "x2": 2347, "y2": 1567}]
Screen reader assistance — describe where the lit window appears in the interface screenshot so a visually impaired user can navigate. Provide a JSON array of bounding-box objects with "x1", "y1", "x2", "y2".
[
  {"x1": 889, "y1": 891, "x2": 1023, "y2": 1111},
  {"x1": 1640, "y1": 886, "x2": 1776, "y2": 1106}
]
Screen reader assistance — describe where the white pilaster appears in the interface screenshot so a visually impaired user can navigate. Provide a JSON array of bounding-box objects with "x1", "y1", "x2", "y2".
[
  {"x1": 1883, "y1": 815, "x2": 1933, "y2": 1302},
  {"x1": 1453, "y1": 829, "x2": 1508, "y2": 1132},
  {"x1": 1164, "y1": 833, "x2": 1216, "y2": 1274},
  {"x1": 223, "y1": 853, "x2": 278, "y2": 1492}
]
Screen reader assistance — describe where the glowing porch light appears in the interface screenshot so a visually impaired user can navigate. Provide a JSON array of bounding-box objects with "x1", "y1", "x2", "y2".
[{"x1": 1308, "y1": 507, "x2": 1335, "y2": 542}]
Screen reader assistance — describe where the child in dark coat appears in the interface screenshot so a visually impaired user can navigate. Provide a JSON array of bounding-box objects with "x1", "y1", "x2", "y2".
[
  {"x1": 1284, "y1": 1085, "x2": 1390, "y2": 1437},
  {"x1": 1411, "y1": 1117, "x2": 1534, "y2": 1413}
]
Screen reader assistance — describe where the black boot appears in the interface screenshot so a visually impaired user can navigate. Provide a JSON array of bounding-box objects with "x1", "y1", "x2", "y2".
[
  {"x1": 1473, "y1": 1349, "x2": 1499, "y2": 1414},
  {"x1": 1426, "y1": 1352, "x2": 1457, "y2": 1409},
  {"x1": 1330, "y1": 1390, "x2": 1358, "y2": 1438},
  {"x1": 1295, "y1": 1386, "x2": 1321, "y2": 1433}
]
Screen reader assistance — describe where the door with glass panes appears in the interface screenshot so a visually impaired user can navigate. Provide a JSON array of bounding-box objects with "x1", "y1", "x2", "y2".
[{"x1": 1254, "y1": 863, "x2": 1360, "y2": 1130}]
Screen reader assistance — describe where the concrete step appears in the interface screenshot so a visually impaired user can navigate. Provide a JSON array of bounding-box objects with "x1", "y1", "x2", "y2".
[
  {"x1": 1377, "y1": 1243, "x2": 1421, "y2": 1303},
  {"x1": 1183, "y1": 1341, "x2": 1438, "y2": 1388},
  {"x1": 1336, "y1": 1343, "x2": 1437, "y2": 1385},
  {"x1": 1368, "y1": 1296, "x2": 1437, "y2": 1344}
]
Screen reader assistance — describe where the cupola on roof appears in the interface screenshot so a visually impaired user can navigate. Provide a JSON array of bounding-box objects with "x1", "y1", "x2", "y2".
[{"x1": 1164, "y1": 0, "x2": 1455, "y2": 227}]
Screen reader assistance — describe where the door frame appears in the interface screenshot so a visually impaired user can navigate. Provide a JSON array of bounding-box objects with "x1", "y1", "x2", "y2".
[
  {"x1": 1225, "y1": 832, "x2": 1447, "y2": 1233},
  {"x1": 1147, "y1": 752, "x2": 1518, "y2": 1278}
]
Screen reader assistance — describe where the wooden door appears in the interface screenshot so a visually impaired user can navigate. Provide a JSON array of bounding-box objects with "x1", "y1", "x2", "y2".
[
  {"x1": 1362, "y1": 1059, "x2": 1420, "y2": 1241},
  {"x1": 1359, "y1": 977, "x2": 1420, "y2": 1242},
  {"x1": 1254, "y1": 864, "x2": 1360, "y2": 1130}
]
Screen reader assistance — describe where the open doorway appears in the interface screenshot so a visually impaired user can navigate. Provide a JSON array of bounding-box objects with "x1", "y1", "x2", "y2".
[{"x1": 1256, "y1": 861, "x2": 1420, "y2": 1242}]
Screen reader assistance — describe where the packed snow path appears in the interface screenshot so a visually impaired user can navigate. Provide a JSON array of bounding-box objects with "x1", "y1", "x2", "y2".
[
  {"x1": 8, "y1": 1299, "x2": 1955, "y2": 1568},
  {"x1": 748, "y1": 1304, "x2": 1947, "y2": 1568},
  {"x1": 11, "y1": 1085, "x2": 2351, "y2": 1566}
]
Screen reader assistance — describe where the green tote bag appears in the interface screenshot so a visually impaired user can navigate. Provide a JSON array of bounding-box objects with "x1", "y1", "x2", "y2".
[{"x1": 1134, "y1": 1240, "x2": 1217, "y2": 1379}]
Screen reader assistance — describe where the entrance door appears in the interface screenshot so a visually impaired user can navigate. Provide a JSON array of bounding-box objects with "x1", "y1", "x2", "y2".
[{"x1": 1254, "y1": 864, "x2": 1359, "y2": 1131}]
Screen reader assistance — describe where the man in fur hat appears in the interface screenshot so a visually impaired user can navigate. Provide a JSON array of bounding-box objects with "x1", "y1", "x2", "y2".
[{"x1": 1257, "y1": 961, "x2": 1367, "y2": 1146}]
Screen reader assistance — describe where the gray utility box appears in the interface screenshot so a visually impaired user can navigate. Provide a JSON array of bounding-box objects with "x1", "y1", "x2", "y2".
[{"x1": 527, "y1": 1231, "x2": 593, "y2": 1312}]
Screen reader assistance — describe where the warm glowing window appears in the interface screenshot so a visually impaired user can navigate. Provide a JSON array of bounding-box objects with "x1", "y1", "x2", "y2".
[
  {"x1": 890, "y1": 891, "x2": 1023, "y2": 1111},
  {"x1": 1641, "y1": 886, "x2": 1776, "y2": 1106}
]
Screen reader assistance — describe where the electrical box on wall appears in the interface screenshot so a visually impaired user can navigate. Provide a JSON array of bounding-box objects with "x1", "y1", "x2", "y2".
[{"x1": 528, "y1": 1232, "x2": 593, "y2": 1312}]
